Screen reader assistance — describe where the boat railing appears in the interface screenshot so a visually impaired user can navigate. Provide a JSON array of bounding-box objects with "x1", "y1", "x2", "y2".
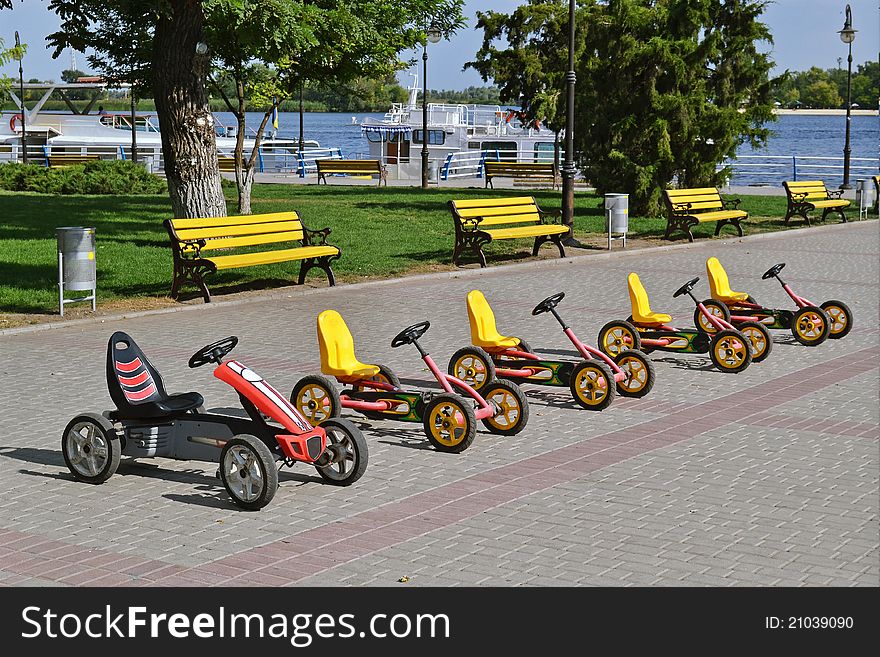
[
  {"x1": 293, "y1": 147, "x2": 344, "y2": 177},
  {"x1": 440, "y1": 148, "x2": 563, "y2": 181},
  {"x1": 719, "y1": 154, "x2": 880, "y2": 186}
]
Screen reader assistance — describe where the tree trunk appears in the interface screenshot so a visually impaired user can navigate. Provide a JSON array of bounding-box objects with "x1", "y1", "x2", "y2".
[
  {"x1": 238, "y1": 167, "x2": 256, "y2": 215},
  {"x1": 152, "y1": 0, "x2": 226, "y2": 219}
]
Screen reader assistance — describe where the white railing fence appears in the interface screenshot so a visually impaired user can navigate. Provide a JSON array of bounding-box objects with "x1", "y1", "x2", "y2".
[{"x1": 719, "y1": 155, "x2": 879, "y2": 186}]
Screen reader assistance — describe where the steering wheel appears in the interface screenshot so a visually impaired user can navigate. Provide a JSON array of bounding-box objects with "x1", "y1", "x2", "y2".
[
  {"x1": 673, "y1": 277, "x2": 700, "y2": 298},
  {"x1": 391, "y1": 321, "x2": 430, "y2": 348},
  {"x1": 188, "y1": 336, "x2": 239, "y2": 368},
  {"x1": 532, "y1": 292, "x2": 565, "y2": 316},
  {"x1": 762, "y1": 263, "x2": 785, "y2": 280}
]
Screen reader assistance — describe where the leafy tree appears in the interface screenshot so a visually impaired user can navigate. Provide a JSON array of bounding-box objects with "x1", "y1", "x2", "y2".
[
  {"x1": 575, "y1": 0, "x2": 778, "y2": 215},
  {"x1": 801, "y1": 80, "x2": 842, "y2": 109}
]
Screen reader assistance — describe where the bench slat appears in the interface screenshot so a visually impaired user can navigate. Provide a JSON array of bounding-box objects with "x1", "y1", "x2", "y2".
[
  {"x1": 170, "y1": 213, "x2": 300, "y2": 230},
  {"x1": 451, "y1": 196, "x2": 537, "y2": 210},
  {"x1": 176, "y1": 220, "x2": 303, "y2": 242},
  {"x1": 475, "y1": 213, "x2": 541, "y2": 226},
  {"x1": 666, "y1": 187, "x2": 719, "y2": 197},
  {"x1": 196, "y1": 230, "x2": 306, "y2": 251},
  {"x1": 671, "y1": 200, "x2": 724, "y2": 211},
  {"x1": 485, "y1": 225, "x2": 569, "y2": 240},
  {"x1": 455, "y1": 204, "x2": 539, "y2": 218},
  {"x1": 210, "y1": 245, "x2": 339, "y2": 270}
]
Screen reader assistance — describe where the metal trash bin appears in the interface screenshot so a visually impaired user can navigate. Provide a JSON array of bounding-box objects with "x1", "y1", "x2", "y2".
[
  {"x1": 604, "y1": 193, "x2": 629, "y2": 250},
  {"x1": 427, "y1": 159, "x2": 440, "y2": 184},
  {"x1": 57, "y1": 226, "x2": 96, "y2": 316},
  {"x1": 855, "y1": 178, "x2": 873, "y2": 220}
]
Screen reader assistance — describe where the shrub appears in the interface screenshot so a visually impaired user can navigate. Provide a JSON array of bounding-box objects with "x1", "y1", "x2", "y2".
[{"x1": 0, "y1": 160, "x2": 167, "y2": 195}]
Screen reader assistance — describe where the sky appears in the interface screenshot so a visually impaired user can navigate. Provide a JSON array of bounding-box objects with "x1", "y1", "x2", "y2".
[{"x1": 1, "y1": 0, "x2": 878, "y2": 91}]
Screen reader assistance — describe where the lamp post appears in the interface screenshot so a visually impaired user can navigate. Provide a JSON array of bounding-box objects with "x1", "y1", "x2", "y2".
[
  {"x1": 14, "y1": 31, "x2": 26, "y2": 164},
  {"x1": 838, "y1": 4, "x2": 856, "y2": 189},
  {"x1": 560, "y1": 0, "x2": 579, "y2": 246},
  {"x1": 421, "y1": 21, "x2": 441, "y2": 189}
]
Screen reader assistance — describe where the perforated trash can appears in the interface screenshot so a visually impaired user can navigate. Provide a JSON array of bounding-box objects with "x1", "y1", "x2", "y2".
[
  {"x1": 604, "y1": 193, "x2": 629, "y2": 250},
  {"x1": 855, "y1": 179, "x2": 872, "y2": 220},
  {"x1": 56, "y1": 226, "x2": 96, "y2": 316}
]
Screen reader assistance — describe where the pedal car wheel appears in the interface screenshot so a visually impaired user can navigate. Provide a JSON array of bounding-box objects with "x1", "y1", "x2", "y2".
[
  {"x1": 709, "y1": 330, "x2": 752, "y2": 373},
  {"x1": 290, "y1": 375, "x2": 341, "y2": 425},
  {"x1": 598, "y1": 320, "x2": 641, "y2": 357},
  {"x1": 738, "y1": 321, "x2": 773, "y2": 363},
  {"x1": 569, "y1": 361, "x2": 616, "y2": 410},
  {"x1": 820, "y1": 300, "x2": 853, "y2": 339},
  {"x1": 791, "y1": 306, "x2": 831, "y2": 346},
  {"x1": 480, "y1": 379, "x2": 530, "y2": 436},
  {"x1": 62, "y1": 413, "x2": 121, "y2": 484},
  {"x1": 694, "y1": 300, "x2": 730, "y2": 334},
  {"x1": 422, "y1": 393, "x2": 477, "y2": 453},
  {"x1": 447, "y1": 346, "x2": 495, "y2": 391},
  {"x1": 219, "y1": 434, "x2": 278, "y2": 511},
  {"x1": 613, "y1": 350, "x2": 655, "y2": 398},
  {"x1": 515, "y1": 338, "x2": 533, "y2": 354},
  {"x1": 315, "y1": 418, "x2": 368, "y2": 486}
]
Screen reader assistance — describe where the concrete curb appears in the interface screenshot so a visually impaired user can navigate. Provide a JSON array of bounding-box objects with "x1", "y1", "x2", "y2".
[{"x1": 2, "y1": 218, "x2": 877, "y2": 337}]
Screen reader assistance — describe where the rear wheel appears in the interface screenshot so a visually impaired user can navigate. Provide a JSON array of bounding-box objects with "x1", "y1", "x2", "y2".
[
  {"x1": 447, "y1": 346, "x2": 495, "y2": 391},
  {"x1": 738, "y1": 321, "x2": 773, "y2": 363},
  {"x1": 569, "y1": 360, "x2": 616, "y2": 410},
  {"x1": 62, "y1": 413, "x2": 121, "y2": 484},
  {"x1": 315, "y1": 418, "x2": 368, "y2": 486},
  {"x1": 612, "y1": 350, "x2": 655, "y2": 397},
  {"x1": 694, "y1": 300, "x2": 730, "y2": 334},
  {"x1": 422, "y1": 394, "x2": 477, "y2": 453},
  {"x1": 820, "y1": 300, "x2": 853, "y2": 339},
  {"x1": 290, "y1": 375, "x2": 340, "y2": 424},
  {"x1": 219, "y1": 434, "x2": 278, "y2": 511},
  {"x1": 480, "y1": 380, "x2": 530, "y2": 435},
  {"x1": 709, "y1": 330, "x2": 752, "y2": 373},
  {"x1": 514, "y1": 338, "x2": 533, "y2": 354},
  {"x1": 791, "y1": 306, "x2": 830, "y2": 346},
  {"x1": 598, "y1": 320, "x2": 641, "y2": 357}
]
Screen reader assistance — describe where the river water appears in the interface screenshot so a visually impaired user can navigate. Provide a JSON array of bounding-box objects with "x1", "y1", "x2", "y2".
[{"x1": 215, "y1": 111, "x2": 879, "y2": 186}]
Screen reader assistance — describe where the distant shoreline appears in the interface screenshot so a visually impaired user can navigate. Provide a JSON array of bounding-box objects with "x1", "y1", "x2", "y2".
[{"x1": 774, "y1": 108, "x2": 878, "y2": 116}]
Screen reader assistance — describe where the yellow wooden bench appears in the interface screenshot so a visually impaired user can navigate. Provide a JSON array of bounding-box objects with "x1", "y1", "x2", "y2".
[
  {"x1": 164, "y1": 211, "x2": 340, "y2": 302},
  {"x1": 217, "y1": 156, "x2": 236, "y2": 172},
  {"x1": 447, "y1": 196, "x2": 568, "y2": 267},
  {"x1": 484, "y1": 161, "x2": 558, "y2": 189},
  {"x1": 782, "y1": 180, "x2": 850, "y2": 225},
  {"x1": 662, "y1": 187, "x2": 747, "y2": 242},
  {"x1": 46, "y1": 154, "x2": 101, "y2": 168},
  {"x1": 315, "y1": 159, "x2": 387, "y2": 186}
]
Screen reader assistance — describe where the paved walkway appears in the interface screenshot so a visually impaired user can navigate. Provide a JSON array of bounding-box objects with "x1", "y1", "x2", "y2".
[{"x1": 0, "y1": 222, "x2": 877, "y2": 586}]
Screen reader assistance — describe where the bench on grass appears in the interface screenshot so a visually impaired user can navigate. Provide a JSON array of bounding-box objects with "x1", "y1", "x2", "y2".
[
  {"x1": 447, "y1": 196, "x2": 568, "y2": 267},
  {"x1": 782, "y1": 180, "x2": 849, "y2": 225},
  {"x1": 484, "y1": 161, "x2": 558, "y2": 189},
  {"x1": 662, "y1": 187, "x2": 747, "y2": 242},
  {"x1": 164, "y1": 211, "x2": 340, "y2": 303},
  {"x1": 217, "y1": 156, "x2": 236, "y2": 172},
  {"x1": 315, "y1": 159, "x2": 387, "y2": 186},
  {"x1": 45, "y1": 154, "x2": 101, "y2": 168}
]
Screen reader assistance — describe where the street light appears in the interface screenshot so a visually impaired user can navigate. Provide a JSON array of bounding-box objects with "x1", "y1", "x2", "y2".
[
  {"x1": 560, "y1": 0, "x2": 580, "y2": 246},
  {"x1": 838, "y1": 4, "x2": 856, "y2": 189},
  {"x1": 13, "y1": 31, "x2": 26, "y2": 164},
  {"x1": 421, "y1": 21, "x2": 441, "y2": 189}
]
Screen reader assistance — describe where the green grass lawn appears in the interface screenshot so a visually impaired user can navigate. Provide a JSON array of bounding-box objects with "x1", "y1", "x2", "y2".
[{"x1": 0, "y1": 183, "x2": 814, "y2": 315}]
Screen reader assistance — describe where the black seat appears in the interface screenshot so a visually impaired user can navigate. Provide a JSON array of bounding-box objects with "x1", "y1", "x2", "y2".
[{"x1": 106, "y1": 331, "x2": 204, "y2": 419}]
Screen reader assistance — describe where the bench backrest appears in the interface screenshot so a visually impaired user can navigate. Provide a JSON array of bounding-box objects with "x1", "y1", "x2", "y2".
[
  {"x1": 316, "y1": 159, "x2": 381, "y2": 173},
  {"x1": 217, "y1": 157, "x2": 236, "y2": 172},
  {"x1": 485, "y1": 161, "x2": 555, "y2": 175},
  {"x1": 166, "y1": 212, "x2": 305, "y2": 252},
  {"x1": 48, "y1": 154, "x2": 100, "y2": 164},
  {"x1": 664, "y1": 187, "x2": 723, "y2": 213},
  {"x1": 449, "y1": 196, "x2": 541, "y2": 227},
  {"x1": 784, "y1": 180, "x2": 831, "y2": 201}
]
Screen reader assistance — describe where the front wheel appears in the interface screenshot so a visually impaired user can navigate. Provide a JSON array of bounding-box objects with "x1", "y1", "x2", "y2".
[
  {"x1": 422, "y1": 393, "x2": 477, "y2": 453},
  {"x1": 315, "y1": 418, "x2": 368, "y2": 486},
  {"x1": 480, "y1": 379, "x2": 530, "y2": 436},
  {"x1": 709, "y1": 330, "x2": 752, "y2": 373},
  {"x1": 613, "y1": 350, "x2": 656, "y2": 397},
  {"x1": 447, "y1": 346, "x2": 495, "y2": 391},
  {"x1": 598, "y1": 320, "x2": 641, "y2": 357},
  {"x1": 569, "y1": 360, "x2": 616, "y2": 410},
  {"x1": 219, "y1": 434, "x2": 278, "y2": 511},
  {"x1": 820, "y1": 300, "x2": 853, "y2": 339},
  {"x1": 694, "y1": 299, "x2": 730, "y2": 334},
  {"x1": 738, "y1": 321, "x2": 773, "y2": 363},
  {"x1": 290, "y1": 375, "x2": 341, "y2": 425},
  {"x1": 62, "y1": 413, "x2": 121, "y2": 484},
  {"x1": 791, "y1": 306, "x2": 830, "y2": 346}
]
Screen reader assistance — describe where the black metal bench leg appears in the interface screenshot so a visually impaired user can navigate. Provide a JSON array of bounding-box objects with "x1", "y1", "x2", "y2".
[
  {"x1": 552, "y1": 234, "x2": 566, "y2": 258},
  {"x1": 532, "y1": 235, "x2": 547, "y2": 256}
]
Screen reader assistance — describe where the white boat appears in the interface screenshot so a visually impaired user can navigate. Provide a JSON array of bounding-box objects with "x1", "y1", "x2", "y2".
[
  {"x1": 359, "y1": 74, "x2": 559, "y2": 181},
  {"x1": 1, "y1": 82, "x2": 319, "y2": 171}
]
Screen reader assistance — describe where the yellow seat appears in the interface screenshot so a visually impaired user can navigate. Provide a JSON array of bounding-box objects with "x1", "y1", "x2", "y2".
[
  {"x1": 466, "y1": 290, "x2": 522, "y2": 350},
  {"x1": 706, "y1": 257, "x2": 750, "y2": 303},
  {"x1": 316, "y1": 310, "x2": 380, "y2": 379},
  {"x1": 627, "y1": 273, "x2": 672, "y2": 325}
]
